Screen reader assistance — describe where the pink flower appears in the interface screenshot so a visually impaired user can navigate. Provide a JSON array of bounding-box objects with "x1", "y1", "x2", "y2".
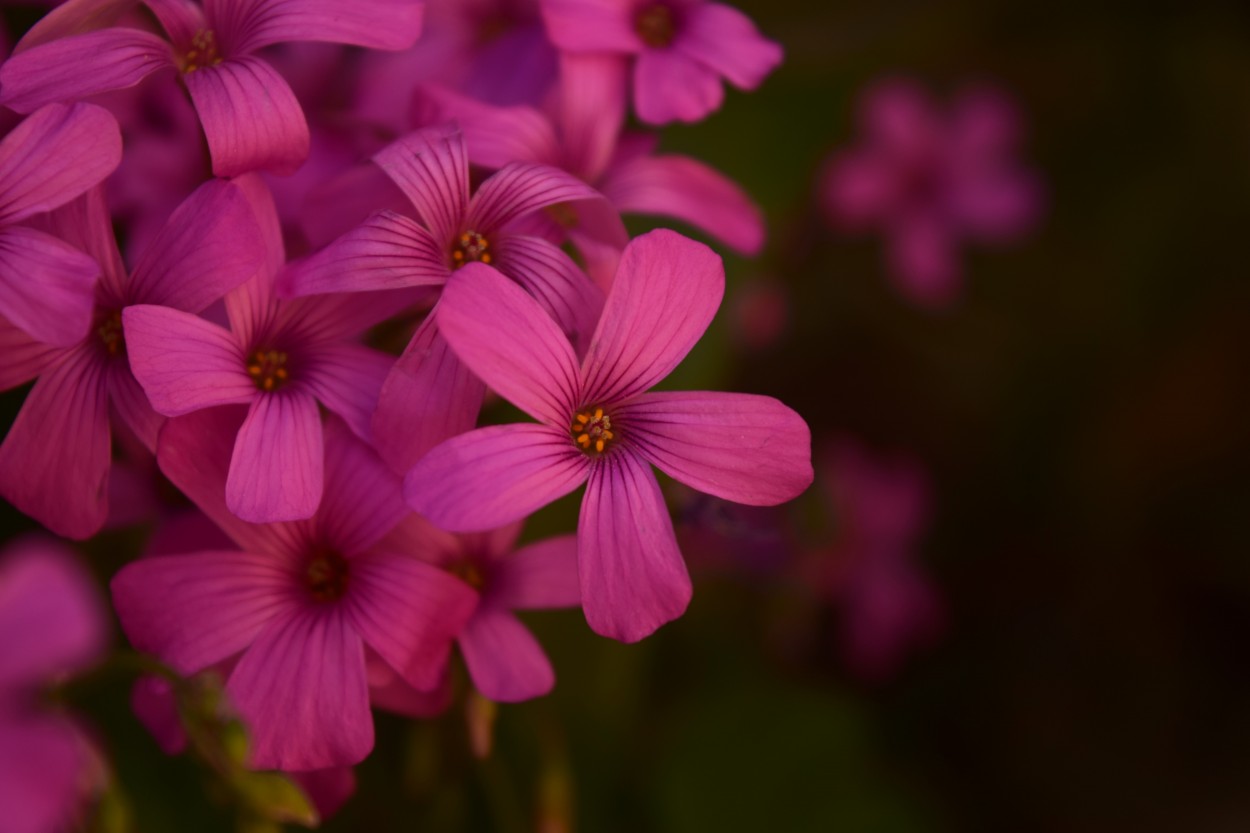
[
  {"x1": 282, "y1": 124, "x2": 615, "y2": 473},
  {"x1": 0, "y1": 103, "x2": 122, "y2": 347},
  {"x1": 112, "y1": 408, "x2": 477, "y2": 771},
  {"x1": 540, "y1": 0, "x2": 782, "y2": 125},
  {"x1": 0, "y1": 537, "x2": 108, "y2": 833},
  {"x1": 0, "y1": 178, "x2": 264, "y2": 538},
  {"x1": 124, "y1": 177, "x2": 401, "y2": 523},
  {"x1": 405, "y1": 229, "x2": 813, "y2": 642},
  {"x1": 0, "y1": 0, "x2": 426, "y2": 176},
  {"x1": 822, "y1": 79, "x2": 1045, "y2": 308}
]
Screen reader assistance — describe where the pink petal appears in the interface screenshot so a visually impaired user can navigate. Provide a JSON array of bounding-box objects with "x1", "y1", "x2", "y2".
[
  {"x1": 887, "y1": 212, "x2": 960, "y2": 308},
  {"x1": 373, "y1": 125, "x2": 469, "y2": 246},
  {"x1": 366, "y1": 652, "x2": 452, "y2": 717},
  {"x1": 0, "y1": 227, "x2": 97, "y2": 347},
  {"x1": 620, "y1": 391, "x2": 812, "y2": 505},
  {"x1": 347, "y1": 552, "x2": 477, "y2": 691},
  {"x1": 131, "y1": 675, "x2": 186, "y2": 755},
  {"x1": 602, "y1": 152, "x2": 765, "y2": 255},
  {"x1": 0, "y1": 539, "x2": 106, "y2": 689},
  {"x1": 820, "y1": 151, "x2": 898, "y2": 229},
  {"x1": 949, "y1": 86, "x2": 1023, "y2": 160},
  {"x1": 128, "y1": 178, "x2": 266, "y2": 312},
  {"x1": 466, "y1": 161, "x2": 606, "y2": 235},
  {"x1": 0, "y1": 102, "x2": 122, "y2": 224},
  {"x1": 578, "y1": 450, "x2": 690, "y2": 642},
  {"x1": 227, "y1": 389, "x2": 324, "y2": 523},
  {"x1": 0, "y1": 28, "x2": 175, "y2": 114},
  {"x1": 539, "y1": 0, "x2": 640, "y2": 52},
  {"x1": 215, "y1": 0, "x2": 424, "y2": 54},
  {"x1": 556, "y1": 52, "x2": 627, "y2": 181},
  {"x1": 313, "y1": 419, "x2": 408, "y2": 556},
  {"x1": 122, "y1": 305, "x2": 255, "y2": 416},
  {"x1": 0, "y1": 347, "x2": 110, "y2": 539},
  {"x1": 412, "y1": 84, "x2": 560, "y2": 170},
  {"x1": 460, "y1": 608, "x2": 553, "y2": 702},
  {"x1": 371, "y1": 314, "x2": 486, "y2": 475},
  {"x1": 491, "y1": 534, "x2": 581, "y2": 610},
  {"x1": 404, "y1": 424, "x2": 589, "y2": 532},
  {"x1": 0, "y1": 716, "x2": 91, "y2": 833},
  {"x1": 15, "y1": 0, "x2": 138, "y2": 52},
  {"x1": 493, "y1": 235, "x2": 605, "y2": 355},
  {"x1": 302, "y1": 342, "x2": 391, "y2": 442},
  {"x1": 948, "y1": 169, "x2": 1044, "y2": 241},
  {"x1": 107, "y1": 362, "x2": 164, "y2": 452},
  {"x1": 292, "y1": 767, "x2": 356, "y2": 822},
  {"x1": 580, "y1": 228, "x2": 723, "y2": 406},
  {"x1": 678, "y1": 3, "x2": 782, "y2": 91},
  {"x1": 859, "y1": 78, "x2": 939, "y2": 161},
  {"x1": 633, "y1": 48, "x2": 723, "y2": 125},
  {"x1": 0, "y1": 317, "x2": 61, "y2": 390},
  {"x1": 439, "y1": 263, "x2": 581, "y2": 426},
  {"x1": 281, "y1": 210, "x2": 448, "y2": 297},
  {"x1": 227, "y1": 608, "x2": 372, "y2": 770},
  {"x1": 111, "y1": 549, "x2": 297, "y2": 674},
  {"x1": 38, "y1": 186, "x2": 128, "y2": 302},
  {"x1": 184, "y1": 56, "x2": 311, "y2": 177}
]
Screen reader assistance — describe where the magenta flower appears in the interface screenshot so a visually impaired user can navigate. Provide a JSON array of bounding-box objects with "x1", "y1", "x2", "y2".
[
  {"x1": 0, "y1": 179, "x2": 264, "y2": 538},
  {"x1": 822, "y1": 79, "x2": 1045, "y2": 308},
  {"x1": 282, "y1": 124, "x2": 615, "y2": 472},
  {"x1": 540, "y1": 0, "x2": 782, "y2": 124},
  {"x1": 0, "y1": 537, "x2": 108, "y2": 833},
  {"x1": 125, "y1": 177, "x2": 400, "y2": 523},
  {"x1": 112, "y1": 408, "x2": 477, "y2": 771},
  {"x1": 0, "y1": 0, "x2": 425, "y2": 176},
  {"x1": 405, "y1": 229, "x2": 813, "y2": 642},
  {"x1": 391, "y1": 518, "x2": 581, "y2": 702},
  {"x1": 0, "y1": 102, "x2": 122, "y2": 347}
]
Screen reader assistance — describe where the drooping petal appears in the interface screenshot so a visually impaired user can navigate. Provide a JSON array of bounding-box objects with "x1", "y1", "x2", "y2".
[
  {"x1": 280, "y1": 210, "x2": 448, "y2": 298},
  {"x1": 227, "y1": 608, "x2": 372, "y2": 771},
  {"x1": 466, "y1": 161, "x2": 605, "y2": 236},
  {"x1": 620, "y1": 391, "x2": 812, "y2": 506},
  {"x1": 373, "y1": 125, "x2": 469, "y2": 246},
  {"x1": 539, "y1": 0, "x2": 640, "y2": 53},
  {"x1": 0, "y1": 346, "x2": 110, "y2": 540},
  {"x1": 580, "y1": 229, "x2": 723, "y2": 406},
  {"x1": 122, "y1": 305, "x2": 255, "y2": 416},
  {"x1": 371, "y1": 314, "x2": 485, "y2": 475},
  {"x1": 677, "y1": 3, "x2": 782, "y2": 91},
  {"x1": 314, "y1": 419, "x2": 408, "y2": 556},
  {"x1": 0, "y1": 539, "x2": 106, "y2": 690},
  {"x1": 459, "y1": 608, "x2": 554, "y2": 702},
  {"x1": 227, "y1": 389, "x2": 324, "y2": 523},
  {"x1": 490, "y1": 534, "x2": 581, "y2": 610},
  {"x1": 438, "y1": 263, "x2": 581, "y2": 426},
  {"x1": 347, "y1": 552, "x2": 477, "y2": 691},
  {"x1": 128, "y1": 178, "x2": 265, "y2": 312},
  {"x1": 0, "y1": 317, "x2": 62, "y2": 391},
  {"x1": 0, "y1": 227, "x2": 98, "y2": 347},
  {"x1": 493, "y1": 234, "x2": 605, "y2": 355},
  {"x1": 411, "y1": 84, "x2": 559, "y2": 170},
  {"x1": 111, "y1": 549, "x2": 297, "y2": 674},
  {"x1": 633, "y1": 49, "x2": 723, "y2": 125},
  {"x1": 578, "y1": 450, "x2": 690, "y2": 642},
  {"x1": 404, "y1": 424, "x2": 589, "y2": 533},
  {"x1": 0, "y1": 102, "x2": 122, "y2": 224},
  {"x1": 602, "y1": 152, "x2": 765, "y2": 255},
  {"x1": 212, "y1": 0, "x2": 424, "y2": 55},
  {"x1": 0, "y1": 28, "x2": 176, "y2": 114},
  {"x1": 301, "y1": 342, "x2": 391, "y2": 442},
  {"x1": 183, "y1": 56, "x2": 311, "y2": 177}
]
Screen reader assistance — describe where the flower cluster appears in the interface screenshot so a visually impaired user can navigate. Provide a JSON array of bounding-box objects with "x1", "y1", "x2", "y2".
[{"x1": 0, "y1": 0, "x2": 810, "y2": 819}]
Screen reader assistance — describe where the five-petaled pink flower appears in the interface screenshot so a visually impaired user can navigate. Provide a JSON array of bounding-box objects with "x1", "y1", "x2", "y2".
[
  {"x1": 822, "y1": 78, "x2": 1044, "y2": 308},
  {"x1": 0, "y1": 0, "x2": 426, "y2": 176},
  {"x1": 405, "y1": 229, "x2": 812, "y2": 642},
  {"x1": 540, "y1": 0, "x2": 782, "y2": 124}
]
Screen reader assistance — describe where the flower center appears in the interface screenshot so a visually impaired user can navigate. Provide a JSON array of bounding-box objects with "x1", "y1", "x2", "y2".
[
  {"x1": 97, "y1": 310, "x2": 124, "y2": 357},
  {"x1": 246, "y1": 349, "x2": 290, "y2": 392},
  {"x1": 634, "y1": 4, "x2": 678, "y2": 48},
  {"x1": 451, "y1": 559, "x2": 487, "y2": 591},
  {"x1": 305, "y1": 550, "x2": 350, "y2": 603},
  {"x1": 572, "y1": 407, "x2": 616, "y2": 455},
  {"x1": 451, "y1": 230, "x2": 492, "y2": 268},
  {"x1": 181, "y1": 29, "x2": 223, "y2": 74}
]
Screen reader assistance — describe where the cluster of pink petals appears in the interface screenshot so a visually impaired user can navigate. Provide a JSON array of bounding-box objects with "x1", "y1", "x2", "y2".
[{"x1": 822, "y1": 79, "x2": 1044, "y2": 307}]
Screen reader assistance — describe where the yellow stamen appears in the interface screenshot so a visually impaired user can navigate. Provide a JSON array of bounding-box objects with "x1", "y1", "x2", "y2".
[
  {"x1": 570, "y1": 407, "x2": 616, "y2": 456},
  {"x1": 247, "y1": 349, "x2": 290, "y2": 392},
  {"x1": 451, "y1": 229, "x2": 490, "y2": 268}
]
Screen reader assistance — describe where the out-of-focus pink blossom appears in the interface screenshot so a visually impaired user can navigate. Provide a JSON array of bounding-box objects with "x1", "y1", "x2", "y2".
[
  {"x1": 729, "y1": 278, "x2": 789, "y2": 350},
  {"x1": 822, "y1": 78, "x2": 1045, "y2": 308}
]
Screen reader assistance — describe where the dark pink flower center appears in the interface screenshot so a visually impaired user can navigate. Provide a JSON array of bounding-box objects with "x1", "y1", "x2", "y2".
[
  {"x1": 451, "y1": 230, "x2": 492, "y2": 268},
  {"x1": 305, "y1": 550, "x2": 350, "y2": 603},
  {"x1": 572, "y1": 407, "x2": 616, "y2": 456},
  {"x1": 451, "y1": 559, "x2": 487, "y2": 591},
  {"x1": 634, "y1": 4, "x2": 678, "y2": 48},
  {"x1": 97, "y1": 309, "x2": 125, "y2": 357},
  {"x1": 246, "y1": 349, "x2": 290, "y2": 392},
  {"x1": 181, "y1": 30, "x2": 223, "y2": 74}
]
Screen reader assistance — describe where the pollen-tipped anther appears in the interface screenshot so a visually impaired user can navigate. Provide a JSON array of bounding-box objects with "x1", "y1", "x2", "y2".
[
  {"x1": 451, "y1": 230, "x2": 492, "y2": 268},
  {"x1": 571, "y1": 407, "x2": 616, "y2": 455},
  {"x1": 246, "y1": 349, "x2": 290, "y2": 392}
]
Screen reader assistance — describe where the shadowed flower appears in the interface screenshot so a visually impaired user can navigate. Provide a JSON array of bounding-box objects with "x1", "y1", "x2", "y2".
[
  {"x1": 405, "y1": 229, "x2": 813, "y2": 642},
  {"x1": 822, "y1": 78, "x2": 1045, "y2": 308}
]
